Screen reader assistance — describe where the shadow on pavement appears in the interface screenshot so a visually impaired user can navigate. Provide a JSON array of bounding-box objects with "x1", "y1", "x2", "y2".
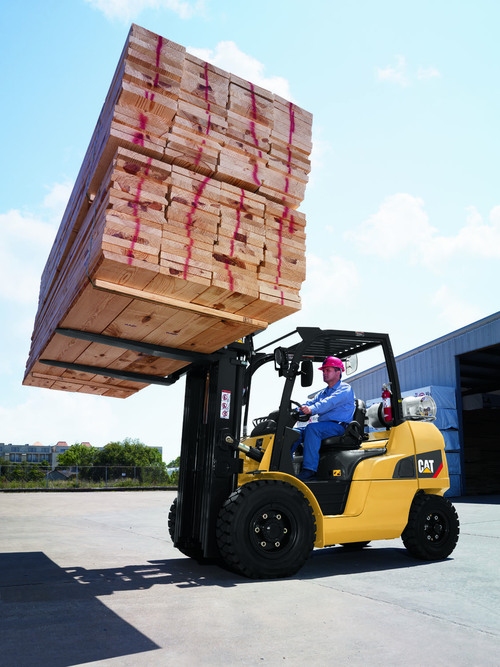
[
  {"x1": 300, "y1": 543, "x2": 433, "y2": 578},
  {"x1": 0, "y1": 552, "x2": 160, "y2": 667},
  {"x1": 0, "y1": 544, "x2": 433, "y2": 665}
]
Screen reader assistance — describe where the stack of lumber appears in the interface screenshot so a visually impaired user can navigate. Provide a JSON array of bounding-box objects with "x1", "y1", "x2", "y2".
[{"x1": 23, "y1": 24, "x2": 312, "y2": 398}]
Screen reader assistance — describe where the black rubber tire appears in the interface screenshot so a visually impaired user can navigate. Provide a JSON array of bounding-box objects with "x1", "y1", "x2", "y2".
[
  {"x1": 168, "y1": 497, "x2": 205, "y2": 561},
  {"x1": 402, "y1": 493, "x2": 459, "y2": 560},
  {"x1": 340, "y1": 541, "x2": 371, "y2": 550},
  {"x1": 167, "y1": 498, "x2": 177, "y2": 543},
  {"x1": 216, "y1": 479, "x2": 316, "y2": 579}
]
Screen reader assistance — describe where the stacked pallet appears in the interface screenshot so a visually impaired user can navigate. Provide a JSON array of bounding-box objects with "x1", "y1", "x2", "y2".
[{"x1": 24, "y1": 24, "x2": 312, "y2": 398}]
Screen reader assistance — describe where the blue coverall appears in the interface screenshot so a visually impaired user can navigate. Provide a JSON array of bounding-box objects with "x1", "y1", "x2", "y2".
[{"x1": 292, "y1": 379, "x2": 355, "y2": 473}]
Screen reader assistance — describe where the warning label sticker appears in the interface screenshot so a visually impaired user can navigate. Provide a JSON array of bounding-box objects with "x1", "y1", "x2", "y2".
[{"x1": 220, "y1": 390, "x2": 231, "y2": 419}]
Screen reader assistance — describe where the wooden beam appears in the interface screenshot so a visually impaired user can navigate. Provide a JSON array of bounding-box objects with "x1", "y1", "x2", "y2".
[{"x1": 93, "y1": 278, "x2": 268, "y2": 330}]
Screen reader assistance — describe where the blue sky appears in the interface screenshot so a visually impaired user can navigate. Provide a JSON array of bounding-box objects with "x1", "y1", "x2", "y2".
[{"x1": 1, "y1": 0, "x2": 499, "y2": 461}]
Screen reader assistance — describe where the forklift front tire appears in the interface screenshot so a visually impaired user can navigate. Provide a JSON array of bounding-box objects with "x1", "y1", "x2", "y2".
[
  {"x1": 216, "y1": 479, "x2": 316, "y2": 579},
  {"x1": 168, "y1": 498, "x2": 205, "y2": 561},
  {"x1": 402, "y1": 493, "x2": 459, "y2": 561}
]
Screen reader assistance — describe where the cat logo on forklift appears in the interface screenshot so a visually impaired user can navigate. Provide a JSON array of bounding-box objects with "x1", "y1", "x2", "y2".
[{"x1": 416, "y1": 450, "x2": 443, "y2": 478}]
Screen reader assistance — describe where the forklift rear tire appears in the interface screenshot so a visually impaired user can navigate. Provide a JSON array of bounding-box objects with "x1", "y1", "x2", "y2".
[
  {"x1": 402, "y1": 493, "x2": 459, "y2": 560},
  {"x1": 168, "y1": 498, "x2": 205, "y2": 561},
  {"x1": 216, "y1": 479, "x2": 316, "y2": 579}
]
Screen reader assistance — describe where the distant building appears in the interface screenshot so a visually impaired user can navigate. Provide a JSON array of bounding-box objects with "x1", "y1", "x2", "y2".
[
  {"x1": 0, "y1": 443, "x2": 52, "y2": 465},
  {"x1": 0, "y1": 442, "x2": 163, "y2": 468}
]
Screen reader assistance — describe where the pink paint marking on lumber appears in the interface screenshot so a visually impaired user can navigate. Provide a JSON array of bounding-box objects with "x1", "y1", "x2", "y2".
[
  {"x1": 183, "y1": 176, "x2": 211, "y2": 279},
  {"x1": 153, "y1": 36, "x2": 163, "y2": 87},
  {"x1": 132, "y1": 40, "x2": 162, "y2": 148},
  {"x1": 288, "y1": 102, "x2": 296, "y2": 145},
  {"x1": 271, "y1": 102, "x2": 297, "y2": 305},
  {"x1": 225, "y1": 265, "x2": 234, "y2": 292},
  {"x1": 195, "y1": 62, "x2": 213, "y2": 167},
  {"x1": 248, "y1": 83, "x2": 263, "y2": 186},
  {"x1": 226, "y1": 189, "x2": 247, "y2": 291},
  {"x1": 203, "y1": 61, "x2": 213, "y2": 128},
  {"x1": 132, "y1": 113, "x2": 149, "y2": 147},
  {"x1": 131, "y1": 38, "x2": 163, "y2": 166},
  {"x1": 127, "y1": 157, "x2": 153, "y2": 264},
  {"x1": 283, "y1": 102, "x2": 296, "y2": 195}
]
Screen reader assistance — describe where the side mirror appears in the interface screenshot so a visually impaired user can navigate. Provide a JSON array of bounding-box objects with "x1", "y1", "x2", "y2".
[
  {"x1": 274, "y1": 347, "x2": 289, "y2": 377},
  {"x1": 300, "y1": 360, "x2": 314, "y2": 387},
  {"x1": 345, "y1": 354, "x2": 358, "y2": 375}
]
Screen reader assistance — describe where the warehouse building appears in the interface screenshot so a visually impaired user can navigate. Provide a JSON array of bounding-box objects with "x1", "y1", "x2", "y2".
[{"x1": 348, "y1": 312, "x2": 500, "y2": 497}]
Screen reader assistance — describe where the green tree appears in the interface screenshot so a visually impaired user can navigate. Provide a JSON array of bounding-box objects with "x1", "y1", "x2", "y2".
[
  {"x1": 167, "y1": 468, "x2": 179, "y2": 485},
  {"x1": 58, "y1": 443, "x2": 98, "y2": 467},
  {"x1": 166, "y1": 456, "x2": 180, "y2": 468},
  {"x1": 90, "y1": 438, "x2": 164, "y2": 484},
  {"x1": 95, "y1": 438, "x2": 162, "y2": 466}
]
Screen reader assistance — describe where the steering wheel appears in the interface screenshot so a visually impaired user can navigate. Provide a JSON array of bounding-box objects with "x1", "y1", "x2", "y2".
[{"x1": 290, "y1": 400, "x2": 310, "y2": 422}]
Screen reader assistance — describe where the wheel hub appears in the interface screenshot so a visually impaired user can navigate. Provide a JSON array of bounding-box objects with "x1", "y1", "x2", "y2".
[
  {"x1": 252, "y1": 510, "x2": 290, "y2": 552},
  {"x1": 424, "y1": 512, "x2": 447, "y2": 543}
]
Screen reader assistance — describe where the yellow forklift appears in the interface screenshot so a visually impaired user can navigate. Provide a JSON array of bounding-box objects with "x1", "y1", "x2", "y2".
[
  {"x1": 169, "y1": 326, "x2": 460, "y2": 578},
  {"x1": 52, "y1": 324, "x2": 460, "y2": 578}
]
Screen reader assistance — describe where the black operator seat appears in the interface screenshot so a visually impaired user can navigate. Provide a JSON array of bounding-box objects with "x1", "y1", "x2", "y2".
[
  {"x1": 321, "y1": 398, "x2": 367, "y2": 451},
  {"x1": 316, "y1": 399, "x2": 387, "y2": 482}
]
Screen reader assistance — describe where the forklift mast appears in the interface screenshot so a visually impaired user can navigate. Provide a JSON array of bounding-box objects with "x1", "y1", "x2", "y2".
[{"x1": 174, "y1": 339, "x2": 252, "y2": 559}]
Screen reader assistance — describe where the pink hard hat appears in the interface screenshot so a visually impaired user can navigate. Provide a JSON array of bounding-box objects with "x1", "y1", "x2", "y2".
[{"x1": 319, "y1": 356, "x2": 345, "y2": 372}]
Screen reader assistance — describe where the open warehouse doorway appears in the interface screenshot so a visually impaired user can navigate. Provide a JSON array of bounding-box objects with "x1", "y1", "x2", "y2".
[{"x1": 459, "y1": 343, "x2": 500, "y2": 494}]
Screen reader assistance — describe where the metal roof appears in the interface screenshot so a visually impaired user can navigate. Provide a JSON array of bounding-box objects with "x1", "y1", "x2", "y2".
[{"x1": 349, "y1": 311, "x2": 500, "y2": 398}]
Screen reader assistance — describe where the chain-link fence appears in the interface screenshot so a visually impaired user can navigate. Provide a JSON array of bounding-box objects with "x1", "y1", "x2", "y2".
[{"x1": 0, "y1": 464, "x2": 178, "y2": 491}]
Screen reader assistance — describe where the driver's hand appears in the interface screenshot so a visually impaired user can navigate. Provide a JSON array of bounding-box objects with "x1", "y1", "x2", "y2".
[{"x1": 300, "y1": 405, "x2": 312, "y2": 416}]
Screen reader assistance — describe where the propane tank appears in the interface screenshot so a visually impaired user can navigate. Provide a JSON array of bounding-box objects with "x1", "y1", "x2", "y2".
[{"x1": 382, "y1": 383, "x2": 392, "y2": 424}]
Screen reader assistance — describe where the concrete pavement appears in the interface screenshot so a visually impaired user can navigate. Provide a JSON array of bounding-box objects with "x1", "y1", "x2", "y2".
[{"x1": 0, "y1": 490, "x2": 498, "y2": 666}]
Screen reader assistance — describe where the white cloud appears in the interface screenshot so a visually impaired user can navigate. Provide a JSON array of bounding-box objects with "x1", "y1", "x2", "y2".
[
  {"x1": 188, "y1": 41, "x2": 293, "y2": 100},
  {"x1": 345, "y1": 193, "x2": 436, "y2": 259},
  {"x1": 417, "y1": 65, "x2": 441, "y2": 80},
  {"x1": 0, "y1": 181, "x2": 69, "y2": 304},
  {"x1": 377, "y1": 55, "x2": 409, "y2": 86},
  {"x1": 446, "y1": 205, "x2": 500, "y2": 259},
  {"x1": 84, "y1": 0, "x2": 205, "y2": 21},
  {"x1": 308, "y1": 126, "x2": 328, "y2": 189},
  {"x1": 432, "y1": 285, "x2": 485, "y2": 331},
  {"x1": 0, "y1": 391, "x2": 114, "y2": 447},
  {"x1": 0, "y1": 209, "x2": 56, "y2": 303},
  {"x1": 377, "y1": 56, "x2": 441, "y2": 86},
  {"x1": 301, "y1": 252, "x2": 361, "y2": 309},
  {"x1": 2, "y1": 384, "x2": 182, "y2": 460},
  {"x1": 42, "y1": 181, "x2": 73, "y2": 222},
  {"x1": 346, "y1": 194, "x2": 500, "y2": 267}
]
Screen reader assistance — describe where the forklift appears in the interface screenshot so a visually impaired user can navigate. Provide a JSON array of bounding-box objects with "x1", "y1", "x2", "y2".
[
  {"x1": 168, "y1": 326, "x2": 460, "y2": 579},
  {"x1": 50, "y1": 324, "x2": 459, "y2": 578}
]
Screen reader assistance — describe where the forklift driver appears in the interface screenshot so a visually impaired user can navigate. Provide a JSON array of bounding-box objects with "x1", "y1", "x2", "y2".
[{"x1": 292, "y1": 356, "x2": 355, "y2": 481}]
